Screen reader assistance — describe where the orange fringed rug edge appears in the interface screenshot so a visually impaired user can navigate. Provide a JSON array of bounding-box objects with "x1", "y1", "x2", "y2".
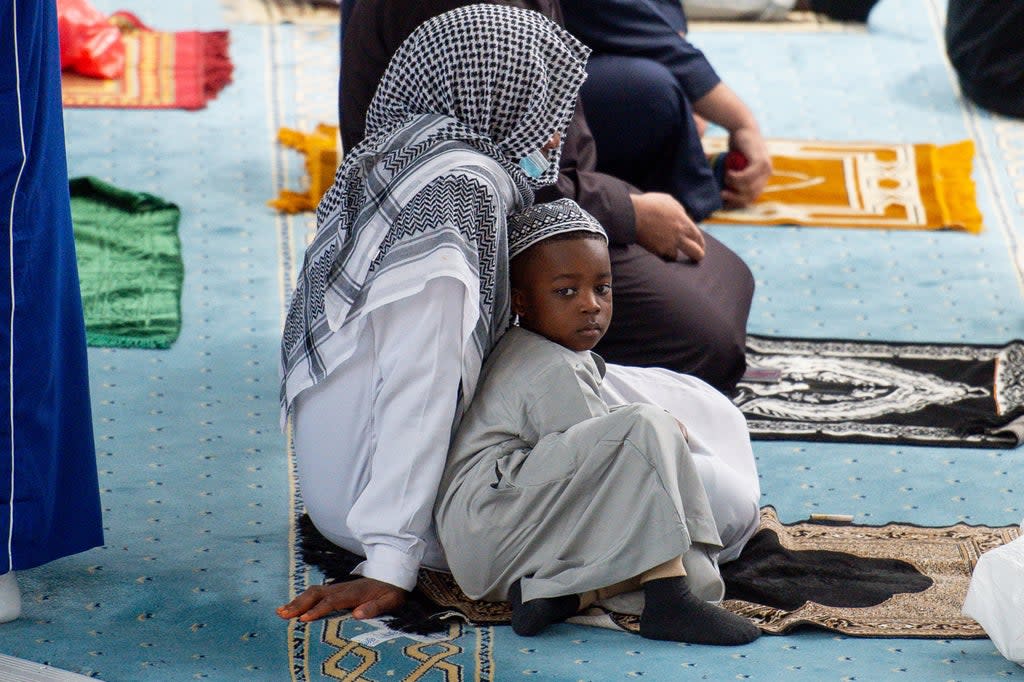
[
  {"x1": 269, "y1": 124, "x2": 340, "y2": 213},
  {"x1": 917, "y1": 140, "x2": 983, "y2": 234},
  {"x1": 61, "y1": 14, "x2": 233, "y2": 111},
  {"x1": 704, "y1": 138, "x2": 983, "y2": 233}
]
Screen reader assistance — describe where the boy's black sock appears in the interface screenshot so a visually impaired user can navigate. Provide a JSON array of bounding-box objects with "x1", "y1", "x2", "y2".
[
  {"x1": 640, "y1": 576, "x2": 760, "y2": 645},
  {"x1": 508, "y1": 578, "x2": 580, "y2": 637},
  {"x1": 810, "y1": 0, "x2": 880, "y2": 22}
]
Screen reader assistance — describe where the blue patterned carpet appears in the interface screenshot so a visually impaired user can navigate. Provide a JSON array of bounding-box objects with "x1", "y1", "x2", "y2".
[{"x1": 0, "y1": 0, "x2": 1021, "y2": 679}]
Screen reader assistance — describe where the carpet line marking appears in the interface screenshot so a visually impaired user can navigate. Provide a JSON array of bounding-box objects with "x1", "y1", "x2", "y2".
[{"x1": 263, "y1": 18, "x2": 309, "y2": 682}]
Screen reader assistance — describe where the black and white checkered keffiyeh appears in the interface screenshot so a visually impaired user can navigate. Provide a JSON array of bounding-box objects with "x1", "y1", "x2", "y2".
[
  {"x1": 281, "y1": 4, "x2": 589, "y2": 417},
  {"x1": 507, "y1": 198, "x2": 608, "y2": 260}
]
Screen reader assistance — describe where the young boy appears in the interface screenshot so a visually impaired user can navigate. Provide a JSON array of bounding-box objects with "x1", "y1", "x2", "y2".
[{"x1": 434, "y1": 199, "x2": 760, "y2": 645}]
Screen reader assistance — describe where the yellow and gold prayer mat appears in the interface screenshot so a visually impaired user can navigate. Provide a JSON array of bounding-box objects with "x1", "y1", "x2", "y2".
[
  {"x1": 61, "y1": 13, "x2": 233, "y2": 110},
  {"x1": 704, "y1": 138, "x2": 982, "y2": 233}
]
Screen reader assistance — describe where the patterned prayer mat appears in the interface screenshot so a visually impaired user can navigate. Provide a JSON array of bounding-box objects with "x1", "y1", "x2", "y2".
[
  {"x1": 61, "y1": 13, "x2": 233, "y2": 110},
  {"x1": 221, "y1": 0, "x2": 340, "y2": 25},
  {"x1": 70, "y1": 176, "x2": 184, "y2": 349},
  {"x1": 736, "y1": 335, "x2": 1024, "y2": 448},
  {"x1": 299, "y1": 508, "x2": 1018, "y2": 640},
  {"x1": 704, "y1": 138, "x2": 982, "y2": 232}
]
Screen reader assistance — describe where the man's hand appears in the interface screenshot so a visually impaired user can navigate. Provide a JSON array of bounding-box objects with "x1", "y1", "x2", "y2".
[
  {"x1": 722, "y1": 126, "x2": 771, "y2": 207},
  {"x1": 631, "y1": 192, "x2": 706, "y2": 262},
  {"x1": 276, "y1": 577, "x2": 407, "y2": 622},
  {"x1": 691, "y1": 82, "x2": 771, "y2": 207}
]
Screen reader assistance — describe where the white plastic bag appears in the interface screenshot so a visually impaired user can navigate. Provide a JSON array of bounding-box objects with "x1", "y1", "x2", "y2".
[{"x1": 962, "y1": 524, "x2": 1024, "y2": 666}]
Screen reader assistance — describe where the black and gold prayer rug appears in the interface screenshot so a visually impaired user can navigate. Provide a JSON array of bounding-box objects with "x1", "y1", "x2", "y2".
[
  {"x1": 299, "y1": 508, "x2": 1019, "y2": 639},
  {"x1": 736, "y1": 335, "x2": 1024, "y2": 448}
]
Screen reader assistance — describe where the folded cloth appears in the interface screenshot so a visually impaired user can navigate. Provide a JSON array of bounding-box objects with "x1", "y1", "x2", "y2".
[{"x1": 70, "y1": 176, "x2": 184, "y2": 349}]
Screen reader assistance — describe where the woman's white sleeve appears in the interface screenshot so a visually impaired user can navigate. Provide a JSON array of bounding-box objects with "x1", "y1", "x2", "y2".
[{"x1": 346, "y1": 277, "x2": 466, "y2": 590}]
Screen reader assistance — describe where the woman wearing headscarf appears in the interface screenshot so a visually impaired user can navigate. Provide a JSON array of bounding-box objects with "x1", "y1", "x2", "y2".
[
  {"x1": 340, "y1": 0, "x2": 757, "y2": 396},
  {"x1": 277, "y1": 4, "x2": 590, "y2": 621},
  {"x1": 1, "y1": 0, "x2": 104, "y2": 622}
]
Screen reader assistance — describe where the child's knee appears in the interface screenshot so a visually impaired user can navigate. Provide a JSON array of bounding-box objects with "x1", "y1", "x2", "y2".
[{"x1": 615, "y1": 402, "x2": 682, "y2": 439}]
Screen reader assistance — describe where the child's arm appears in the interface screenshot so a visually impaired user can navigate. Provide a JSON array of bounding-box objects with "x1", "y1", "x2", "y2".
[{"x1": 520, "y1": 359, "x2": 610, "y2": 444}]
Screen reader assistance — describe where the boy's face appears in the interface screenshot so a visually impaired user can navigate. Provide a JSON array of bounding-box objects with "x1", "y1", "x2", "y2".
[{"x1": 511, "y1": 237, "x2": 612, "y2": 352}]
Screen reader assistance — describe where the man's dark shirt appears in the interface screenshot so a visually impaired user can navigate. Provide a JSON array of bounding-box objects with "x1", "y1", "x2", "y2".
[{"x1": 340, "y1": 0, "x2": 640, "y2": 244}]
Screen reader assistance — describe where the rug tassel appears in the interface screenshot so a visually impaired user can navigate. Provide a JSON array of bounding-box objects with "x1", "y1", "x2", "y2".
[
  {"x1": 269, "y1": 125, "x2": 340, "y2": 213},
  {"x1": 931, "y1": 140, "x2": 983, "y2": 234},
  {"x1": 202, "y1": 31, "x2": 234, "y2": 99},
  {"x1": 268, "y1": 190, "x2": 317, "y2": 213}
]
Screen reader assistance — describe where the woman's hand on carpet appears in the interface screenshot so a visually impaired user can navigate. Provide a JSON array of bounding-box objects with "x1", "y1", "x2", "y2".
[{"x1": 276, "y1": 578, "x2": 407, "y2": 622}]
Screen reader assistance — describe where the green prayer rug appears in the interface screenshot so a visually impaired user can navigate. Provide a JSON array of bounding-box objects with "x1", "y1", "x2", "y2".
[{"x1": 70, "y1": 176, "x2": 184, "y2": 349}]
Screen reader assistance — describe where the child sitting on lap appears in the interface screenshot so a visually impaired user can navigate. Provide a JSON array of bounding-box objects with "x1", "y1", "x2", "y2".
[{"x1": 434, "y1": 199, "x2": 760, "y2": 645}]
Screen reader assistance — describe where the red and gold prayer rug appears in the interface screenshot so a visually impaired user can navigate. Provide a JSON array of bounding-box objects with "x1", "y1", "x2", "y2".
[
  {"x1": 704, "y1": 138, "x2": 982, "y2": 233},
  {"x1": 61, "y1": 13, "x2": 233, "y2": 111}
]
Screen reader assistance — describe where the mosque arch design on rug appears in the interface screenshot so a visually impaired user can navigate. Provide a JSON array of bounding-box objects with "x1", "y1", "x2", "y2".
[{"x1": 735, "y1": 335, "x2": 1024, "y2": 448}]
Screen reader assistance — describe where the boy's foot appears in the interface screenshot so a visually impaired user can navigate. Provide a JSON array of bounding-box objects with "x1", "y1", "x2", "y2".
[
  {"x1": 808, "y1": 0, "x2": 880, "y2": 23},
  {"x1": 640, "y1": 576, "x2": 759, "y2": 645},
  {"x1": 0, "y1": 572, "x2": 21, "y2": 623},
  {"x1": 508, "y1": 578, "x2": 579, "y2": 636}
]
